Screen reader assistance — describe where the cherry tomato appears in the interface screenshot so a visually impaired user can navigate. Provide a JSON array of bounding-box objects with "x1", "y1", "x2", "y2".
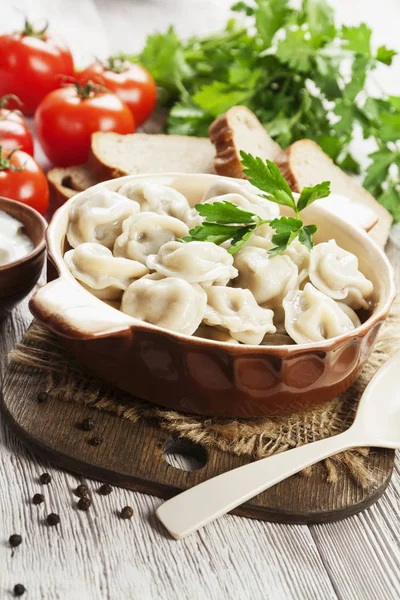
[
  {"x1": 0, "y1": 147, "x2": 49, "y2": 215},
  {"x1": 35, "y1": 83, "x2": 135, "y2": 166},
  {"x1": 0, "y1": 95, "x2": 34, "y2": 155},
  {"x1": 0, "y1": 20, "x2": 74, "y2": 116},
  {"x1": 79, "y1": 56, "x2": 157, "y2": 126}
]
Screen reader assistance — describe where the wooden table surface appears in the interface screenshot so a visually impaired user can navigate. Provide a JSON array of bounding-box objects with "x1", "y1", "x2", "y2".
[{"x1": 1, "y1": 1, "x2": 400, "y2": 599}]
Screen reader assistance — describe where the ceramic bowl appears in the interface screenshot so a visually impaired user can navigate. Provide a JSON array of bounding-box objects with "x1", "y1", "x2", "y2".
[
  {"x1": 0, "y1": 197, "x2": 47, "y2": 320},
  {"x1": 29, "y1": 174, "x2": 396, "y2": 418}
]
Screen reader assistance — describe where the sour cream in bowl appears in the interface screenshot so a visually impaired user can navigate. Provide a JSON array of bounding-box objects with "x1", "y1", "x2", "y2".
[
  {"x1": 0, "y1": 197, "x2": 47, "y2": 319},
  {"x1": 0, "y1": 209, "x2": 34, "y2": 266}
]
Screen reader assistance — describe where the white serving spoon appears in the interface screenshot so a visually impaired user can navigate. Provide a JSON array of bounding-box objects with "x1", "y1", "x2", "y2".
[{"x1": 157, "y1": 352, "x2": 400, "y2": 539}]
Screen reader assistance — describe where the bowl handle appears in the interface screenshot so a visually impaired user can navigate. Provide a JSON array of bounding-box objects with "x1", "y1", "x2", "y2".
[{"x1": 29, "y1": 278, "x2": 134, "y2": 340}]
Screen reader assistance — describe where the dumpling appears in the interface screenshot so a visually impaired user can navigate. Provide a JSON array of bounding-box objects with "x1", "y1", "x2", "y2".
[
  {"x1": 146, "y1": 241, "x2": 238, "y2": 285},
  {"x1": 193, "y1": 324, "x2": 240, "y2": 344},
  {"x1": 283, "y1": 283, "x2": 360, "y2": 344},
  {"x1": 114, "y1": 212, "x2": 189, "y2": 265},
  {"x1": 64, "y1": 243, "x2": 148, "y2": 300},
  {"x1": 233, "y1": 246, "x2": 298, "y2": 308},
  {"x1": 203, "y1": 286, "x2": 276, "y2": 345},
  {"x1": 118, "y1": 181, "x2": 191, "y2": 222},
  {"x1": 337, "y1": 302, "x2": 362, "y2": 328},
  {"x1": 201, "y1": 180, "x2": 279, "y2": 220},
  {"x1": 309, "y1": 240, "x2": 373, "y2": 309},
  {"x1": 245, "y1": 223, "x2": 275, "y2": 251},
  {"x1": 201, "y1": 193, "x2": 275, "y2": 221},
  {"x1": 283, "y1": 239, "x2": 311, "y2": 285},
  {"x1": 121, "y1": 274, "x2": 207, "y2": 335},
  {"x1": 67, "y1": 188, "x2": 140, "y2": 249}
]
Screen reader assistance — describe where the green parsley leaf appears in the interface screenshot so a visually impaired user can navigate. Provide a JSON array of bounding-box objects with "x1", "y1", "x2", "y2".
[
  {"x1": 240, "y1": 152, "x2": 295, "y2": 209},
  {"x1": 276, "y1": 28, "x2": 315, "y2": 73},
  {"x1": 195, "y1": 201, "x2": 257, "y2": 224},
  {"x1": 297, "y1": 181, "x2": 331, "y2": 211},
  {"x1": 364, "y1": 148, "x2": 400, "y2": 197},
  {"x1": 229, "y1": 224, "x2": 258, "y2": 253},
  {"x1": 301, "y1": 0, "x2": 336, "y2": 43},
  {"x1": 376, "y1": 45, "x2": 397, "y2": 66},
  {"x1": 183, "y1": 222, "x2": 248, "y2": 246},
  {"x1": 298, "y1": 224, "x2": 318, "y2": 249},
  {"x1": 341, "y1": 23, "x2": 372, "y2": 55},
  {"x1": 269, "y1": 216, "x2": 303, "y2": 234},
  {"x1": 255, "y1": 0, "x2": 291, "y2": 47},
  {"x1": 378, "y1": 185, "x2": 400, "y2": 223}
]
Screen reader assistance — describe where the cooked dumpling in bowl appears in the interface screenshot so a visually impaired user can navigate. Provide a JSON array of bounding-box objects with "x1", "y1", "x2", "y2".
[
  {"x1": 118, "y1": 181, "x2": 191, "y2": 223},
  {"x1": 67, "y1": 188, "x2": 140, "y2": 250},
  {"x1": 121, "y1": 273, "x2": 207, "y2": 335},
  {"x1": 309, "y1": 240, "x2": 373, "y2": 309},
  {"x1": 233, "y1": 246, "x2": 298, "y2": 307},
  {"x1": 147, "y1": 241, "x2": 238, "y2": 286},
  {"x1": 64, "y1": 243, "x2": 148, "y2": 300},
  {"x1": 114, "y1": 212, "x2": 189, "y2": 265},
  {"x1": 203, "y1": 286, "x2": 276, "y2": 345},
  {"x1": 201, "y1": 180, "x2": 279, "y2": 220},
  {"x1": 283, "y1": 283, "x2": 361, "y2": 344}
]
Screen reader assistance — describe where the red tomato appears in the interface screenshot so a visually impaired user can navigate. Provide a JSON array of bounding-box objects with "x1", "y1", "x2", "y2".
[
  {"x1": 0, "y1": 147, "x2": 49, "y2": 215},
  {"x1": 0, "y1": 95, "x2": 34, "y2": 155},
  {"x1": 35, "y1": 83, "x2": 135, "y2": 166},
  {"x1": 79, "y1": 57, "x2": 157, "y2": 126},
  {"x1": 0, "y1": 20, "x2": 74, "y2": 116}
]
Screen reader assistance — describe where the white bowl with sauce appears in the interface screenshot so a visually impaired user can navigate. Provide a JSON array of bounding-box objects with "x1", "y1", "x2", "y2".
[{"x1": 0, "y1": 197, "x2": 47, "y2": 319}]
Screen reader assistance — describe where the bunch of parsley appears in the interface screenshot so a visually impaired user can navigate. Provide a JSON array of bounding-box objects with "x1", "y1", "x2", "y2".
[{"x1": 127, "y1": 0, "x2": 400, "y2": 221}]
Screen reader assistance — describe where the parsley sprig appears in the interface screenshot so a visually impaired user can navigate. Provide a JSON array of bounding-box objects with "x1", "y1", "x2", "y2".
[
  {"x1": 182, "y1": 152, "x2": 330, "y2": 255},
  {"x1": 129, "y1": 0, "x2": 399, "y2": 221}
]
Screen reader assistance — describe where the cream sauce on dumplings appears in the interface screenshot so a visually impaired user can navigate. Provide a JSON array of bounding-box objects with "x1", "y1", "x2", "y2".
[{"x1": 0, "y1": 210, "x2": 34, "y2": 266}]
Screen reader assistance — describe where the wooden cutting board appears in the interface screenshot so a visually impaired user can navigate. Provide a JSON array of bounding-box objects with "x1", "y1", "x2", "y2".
[{"x1": 0, "y1": 353, "x2": 395, "y2": 525}]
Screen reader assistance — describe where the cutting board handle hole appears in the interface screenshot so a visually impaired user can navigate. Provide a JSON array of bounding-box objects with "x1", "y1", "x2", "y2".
[{"x1": 163, "y1": 438, "x2": 208, "y2": 472}]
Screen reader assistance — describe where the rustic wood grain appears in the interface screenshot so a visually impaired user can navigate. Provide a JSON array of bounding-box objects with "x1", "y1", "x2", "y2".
[
  {"x1": 0, "y1": 0, "x2": 400, "y2": 599},
  {"x1": 1, "y1": 351, "x2": 395, "y2": 525}
]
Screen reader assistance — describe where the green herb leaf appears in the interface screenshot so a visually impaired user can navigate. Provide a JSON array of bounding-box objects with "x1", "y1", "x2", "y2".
[
  {"x1": 269, "y1": 216, "x2": 303, "y2": 234},
  {"x1": 276, "y1": 28, "x2": 315, "y2": 73},
  {"x1": 229, "y1": 224, "x2": 258, "y2": 253},
  {"x1": 297, "y1": 181, "x2": 331, "y2": 211},
  {"x1": 298, "y1": 224, "x2": 318, "y2": 249},
  {"x1": 376, "y1": 45, "x2": 397, "y2": 66},
  {"x1": 195, "y1": 201, "x2": 258, "y2": 224},
  {"x1": 240, "y1": 151, "x2": 295, "y2": 209},
  {"x1": 341, "y1": 24, "x2": 372, "y2": 55}
]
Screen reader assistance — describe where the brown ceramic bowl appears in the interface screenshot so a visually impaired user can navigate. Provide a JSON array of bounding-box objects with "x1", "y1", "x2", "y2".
[
  {"x1": 0, "y1": 197, "x2": 47, "y2": 320},
  {"x1": 29, "y1": 174, "x2": 396, "y2": 418}
]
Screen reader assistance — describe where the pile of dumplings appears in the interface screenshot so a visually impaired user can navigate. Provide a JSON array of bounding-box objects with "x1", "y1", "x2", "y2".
[{"x1": 64, "y1": 178, "x2": 374, "y2": 346}]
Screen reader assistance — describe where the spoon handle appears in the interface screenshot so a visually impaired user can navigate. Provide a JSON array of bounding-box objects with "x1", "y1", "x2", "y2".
[{"x1": 157, "y1": 430, "x2": 356, "y2": 539}]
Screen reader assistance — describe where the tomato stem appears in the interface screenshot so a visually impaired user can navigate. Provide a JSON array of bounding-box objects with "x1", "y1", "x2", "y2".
[
  {"x1": 0, "y1": 146, "x2": 24, "y2": 171},
  {"x1": 103, "y1": 54, "x2": 129, "y2": 74},
  {"x1": 73, "y1": 80, "x2": 107, "y2": 99},
  {"x1": 21, "y1": 18, "x2": 49, "y2": 39}
]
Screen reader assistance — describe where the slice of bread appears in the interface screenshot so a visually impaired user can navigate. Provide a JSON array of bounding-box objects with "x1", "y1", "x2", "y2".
[
  {"x1": 276, "y1": 139, "x2": 392, "y2": 247},
  {"x1": 47, "y1": 164, "x2": 98, "y2": 208},
  {"x1": 90, "y1": 132, "x2": 216, "y2": 181},
  {"x1": 209, "y1": 106, "x2": 281, "y2": 178}
]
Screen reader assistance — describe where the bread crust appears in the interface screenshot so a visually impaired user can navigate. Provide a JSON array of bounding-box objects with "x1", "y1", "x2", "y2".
[
  {"x1": 275, "y1": 145, "x2": 300, "y2": 191},
  {"x1": 209, "y1": 113, "x2": 246, "y2": 179}
]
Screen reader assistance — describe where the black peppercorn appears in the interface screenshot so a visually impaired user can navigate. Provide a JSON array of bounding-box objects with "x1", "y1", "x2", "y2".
[
  {"x1": 120, "y1": 506, "x2": 133, "y2": 520},
  {"x1": 75, "y1": 484, "x2": 89, "y2": 498},
  {"x1": 13, "y1": 584, "x2": 26, "y2": 597},
  {"x1": 78, "y1": 496, "x2": 92, "y2": 511},
  {"x1": 90, "y1": 436, "x2": 103, "y2": 446},
  {"x1": 46, "y1": 513, "x2": 60, "y2": 526},
  {"x1": 32, "y1": 493, "x2": 45, "y2": 505},
  {"x1": 37, "y1": 391, "x2": 49, "y2": 403},
  {"x1": 9, "y1": 534, "x2": 22, "y2": 548},
  {"x1": 40, "y1": 473, "x2": 51, "y2": 485},
  {"x1": 82, "y1": 417, "x2": 95, "y2": 431},
  {"x1": 98, "y1": 483, "x2": 112, "y2": 496}
]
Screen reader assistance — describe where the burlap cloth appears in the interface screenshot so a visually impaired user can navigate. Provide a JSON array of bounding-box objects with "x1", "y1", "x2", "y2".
[{"x1": 10, "y1": 298, "x2": 400, "y2": 487}]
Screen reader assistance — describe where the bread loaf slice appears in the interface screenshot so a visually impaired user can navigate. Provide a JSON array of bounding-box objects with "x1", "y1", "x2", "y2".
[
  {"x1": 90, "y1": 132, "x2": 216, "y2": 181},
  {"x1": 47, "y1": 164, "x2": 98, "y2": 207},
  {"x1": 209, "y1": 106, "x2": 281, "y2": 178},
  {"x1": 276, "y1": 139, "x2": 392, "y2": 247}
]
